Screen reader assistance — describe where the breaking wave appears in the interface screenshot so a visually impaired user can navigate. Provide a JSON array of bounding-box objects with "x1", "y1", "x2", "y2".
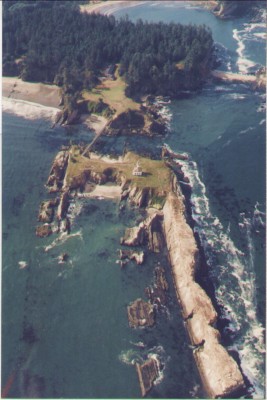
[
  {"x1": 44, "y1": 230, "x2": 83, "y2": 252},
  {"x1": 119, "y1": 345, "x2": 168, "y2": 386},
  {"x1": 233, "y1": 10, "x2": 266, "y2": 75},
  {"x1": 174, "y1": 155, "x2": 265, "y2": 398}
]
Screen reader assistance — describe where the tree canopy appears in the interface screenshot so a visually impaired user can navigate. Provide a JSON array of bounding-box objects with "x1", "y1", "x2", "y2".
[{"x1": 3, "y1": 0, "x2": 214, "y2": 98}]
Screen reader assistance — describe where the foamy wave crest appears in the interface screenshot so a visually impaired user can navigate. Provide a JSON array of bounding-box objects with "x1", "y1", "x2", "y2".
[
  {"x1": 233, "y1": 13, "x2": 266, "y2": 74},
  {"x1": 175, "y1": 155, "x2": 265, "y2": 398},
  {"x1": 153, "y1": 99, "x2": 173, "y2": 131},
  {"x1": 67, "y1": 200, "x2": 83, "y2": 222},
  {"x1": 233, "y1": 28, "x2": 256, "y2": 74},
  {"x1": 118, "y1": 349, "x2": 144, "y2": 365},
  {"x1": 44, "y1": 230, "x2": 83, "y2": 252},
  {"x1": 2, "y1": 97, "x2": 58, "y2": 121},
  {"x1": 147, "y1": 345, "x2": 169, "y2": 386},
  {"x1": 119, "y1": 344, "x2": 168, "y2": 386}
]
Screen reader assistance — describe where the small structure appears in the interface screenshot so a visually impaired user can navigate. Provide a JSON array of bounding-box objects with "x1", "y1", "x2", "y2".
[{"x1": 132, "y1": 160, "x2": 143, "y2": 176}]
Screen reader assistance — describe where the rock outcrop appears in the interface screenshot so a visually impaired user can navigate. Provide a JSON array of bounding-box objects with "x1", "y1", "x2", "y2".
[
  {"x1": 120, "y1": 211, "x2": 164, "y2": 252},
  {"x1": 36, "y1": 224, "x2": 53, "y2": 238},
  {"x1": 136, "y1": 357, "x2": 160, "y2": 397},
  {"x1": 120, "y1": 223, "x2": 147, "y2": 247},
  {"x1": 146, "y1": 212, "x2": 164, "y2": 253},
  {"x1": 127, "y1": 298, "x2": 155, "y2": 328},
  {"x1": 163, "y1": 186, "x2": 245, "y2": 398},
  {"x1": 38, "y1": 199, "x2": 59, "y2": 223},
  {"x1": 46, "y1": 150, "x2": 69, "y2": 192},
  {"x1": 145, "y1": 266, "x2": 169, "y2": 306},
  {"x1": 119, "y1": 249, "x2": 145, "y2": 265},
  {"x1": 57, "y1": 190, "x2": 69, "y2": 220}
]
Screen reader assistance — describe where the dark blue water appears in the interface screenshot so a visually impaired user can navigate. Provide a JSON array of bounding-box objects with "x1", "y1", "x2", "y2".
[{"x1": 2, "y1": 1, "x2": 266, "y2": 398}]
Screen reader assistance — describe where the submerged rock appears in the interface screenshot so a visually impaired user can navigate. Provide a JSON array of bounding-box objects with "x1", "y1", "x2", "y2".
[
  {"x1": 58, "y1": 253, "x2": 68, "y2": 263},
  {"x1": 119, "y1": 249, "x2": 145, "y2": 265},
  {"x1": 127, "y1": 298, "x2": 155, "y2": 328}
]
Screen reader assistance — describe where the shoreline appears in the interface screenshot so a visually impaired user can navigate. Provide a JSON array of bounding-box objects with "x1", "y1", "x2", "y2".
[
  {"x1": 2, "y1": 77, "x2": 108, "y2": 133},
  {"x1": 80, "y1": 0, "x2": 217, "y2": 16},
  {"x1": 2, "y1": 77, "x2": 61, "y2": 121},
  {"x1": 80, "y1": 1, "x2": 147, "y2": 15},
  {"x1": 2, "y1": 76, "x2": 61, "y2": 108}
]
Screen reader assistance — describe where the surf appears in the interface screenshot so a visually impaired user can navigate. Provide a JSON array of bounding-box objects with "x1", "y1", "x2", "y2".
[{"x1": 172, "y1": 153, "x2": 265, "y2": 398}]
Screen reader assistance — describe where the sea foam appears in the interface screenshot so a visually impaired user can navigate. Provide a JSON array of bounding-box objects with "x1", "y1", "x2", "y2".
[
  {"x1": 173, "y1": 154, "x2": 265, "y2": 398},
  {"x1": 2, "y1": 97, "x2": 58, "y2": 121}
]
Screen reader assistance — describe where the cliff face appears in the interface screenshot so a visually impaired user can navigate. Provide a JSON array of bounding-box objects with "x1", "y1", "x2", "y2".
[{"x1": 163, "y1": 184, "x2": 245, "y2": 398}]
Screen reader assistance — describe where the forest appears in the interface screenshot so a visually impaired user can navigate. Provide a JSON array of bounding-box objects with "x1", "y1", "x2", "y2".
[{"x1": 3, "y1": 0, "x2": 214, "y2": 100}]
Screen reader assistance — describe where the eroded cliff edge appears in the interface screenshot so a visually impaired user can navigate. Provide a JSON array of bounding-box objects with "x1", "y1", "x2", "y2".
[{"x1": 163, "y1": 178, "x2": 245, "y2": 398}]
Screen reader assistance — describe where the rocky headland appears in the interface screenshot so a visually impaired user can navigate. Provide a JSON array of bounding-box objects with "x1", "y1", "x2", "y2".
[{"x1": 36, "y1": 142, "x2": 247, "y2": 397}]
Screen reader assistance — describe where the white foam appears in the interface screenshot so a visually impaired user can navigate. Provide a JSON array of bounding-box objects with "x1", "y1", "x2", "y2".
[
  {"x1": 2, "y1": 97, "x2": 58, "y2": 121},
  {"x1": 44, "y1": 230, "x2": 83, "y2": 252},
  {"x1": 233, "y1": 28, "x2": 257, "y2": 74},
  {"x1": 239, "y1": 126, "x2": 255, "y2": 135},
  {"x1": 118, "y1": 349, "x2": 143, "y2": 365},
  {"x1": 175, "y1": 155, "x2": 265, "y2": 397},
  {"x1": 18, "y1": 261, "x2": 28, "y2": 269}
]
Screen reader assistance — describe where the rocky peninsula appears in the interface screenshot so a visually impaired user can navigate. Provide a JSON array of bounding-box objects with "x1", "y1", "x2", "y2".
[{"x1": 36, "y1": 142, "x2": 246, "y2": 398}]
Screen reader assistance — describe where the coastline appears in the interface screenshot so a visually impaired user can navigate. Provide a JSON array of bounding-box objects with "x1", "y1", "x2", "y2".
[
  {"x1": 2, "y1": 77, "x2": 108, "y2": 133},
  {"x1": 80, "y1": 0, "x2": 218, "y2": 16},
  {"x1": 2, "y1": 77, "x2": 61, "y2": 108},
  {"x1": 80, "y1": 1, "x2": 147, "y2": 15},
  {"x1": 2, "y1": 77, "x2": 60, "y2": 121}
]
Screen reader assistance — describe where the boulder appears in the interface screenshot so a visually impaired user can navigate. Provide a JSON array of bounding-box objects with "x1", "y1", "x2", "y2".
[
  {"x1": 127, "y1": 298, "x2": 155, "y2": 328},
  {"x1": 36, "y1": 224, "x2": 53, "y2": 238}
]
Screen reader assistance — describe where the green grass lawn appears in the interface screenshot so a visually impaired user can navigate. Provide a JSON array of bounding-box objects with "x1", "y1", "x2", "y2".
[
  {"x1": 81, "y1": 66, "x2": 140, "y2": 116},
  {"x1": 65, "y1": 147, "x2": 171, "y2": 199}
]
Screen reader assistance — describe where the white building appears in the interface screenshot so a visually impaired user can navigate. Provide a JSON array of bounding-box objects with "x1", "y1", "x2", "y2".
[{"x1": 132, "y1": 160, "x2": 143, "y2": 176}]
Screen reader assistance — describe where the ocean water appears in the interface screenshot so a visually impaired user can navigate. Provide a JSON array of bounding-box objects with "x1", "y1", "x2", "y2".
[{"x1": 2, "y1": 1, "x2": 266, "y2": 398}]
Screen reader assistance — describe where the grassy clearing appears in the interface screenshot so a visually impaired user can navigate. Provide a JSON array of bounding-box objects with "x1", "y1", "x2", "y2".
[
  {"x1": 82, "y1": 66, "x2": 140, "y2": 116},
  {"x1": 65, "y1": 147, "x2": 171, "y2": 194}
]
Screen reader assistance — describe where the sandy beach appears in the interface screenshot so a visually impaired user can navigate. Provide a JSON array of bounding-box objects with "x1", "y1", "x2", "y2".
[
  {"x1": 80, "y1": 0, "x2": 216, "y2": 16},
  {"x1": 2, "y1": 77, "x2": 60, "y2": 121},
  {"x1": 2, "y1": 77, "x2": 109, "y2": 130},
  {"x1": 80, "y1": 184, "x2": 121, "y2": 199},
  {"x1": 2, "y1": 77, "x2": 61, "y2": 108},
  {"x1": 80, "y1": 0, "x2": 147, "y2": 15}
]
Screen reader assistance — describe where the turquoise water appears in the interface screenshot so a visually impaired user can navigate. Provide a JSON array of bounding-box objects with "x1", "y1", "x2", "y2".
[{"x1": 2, "y1": 2, "x2": 266, "y2": 398}]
